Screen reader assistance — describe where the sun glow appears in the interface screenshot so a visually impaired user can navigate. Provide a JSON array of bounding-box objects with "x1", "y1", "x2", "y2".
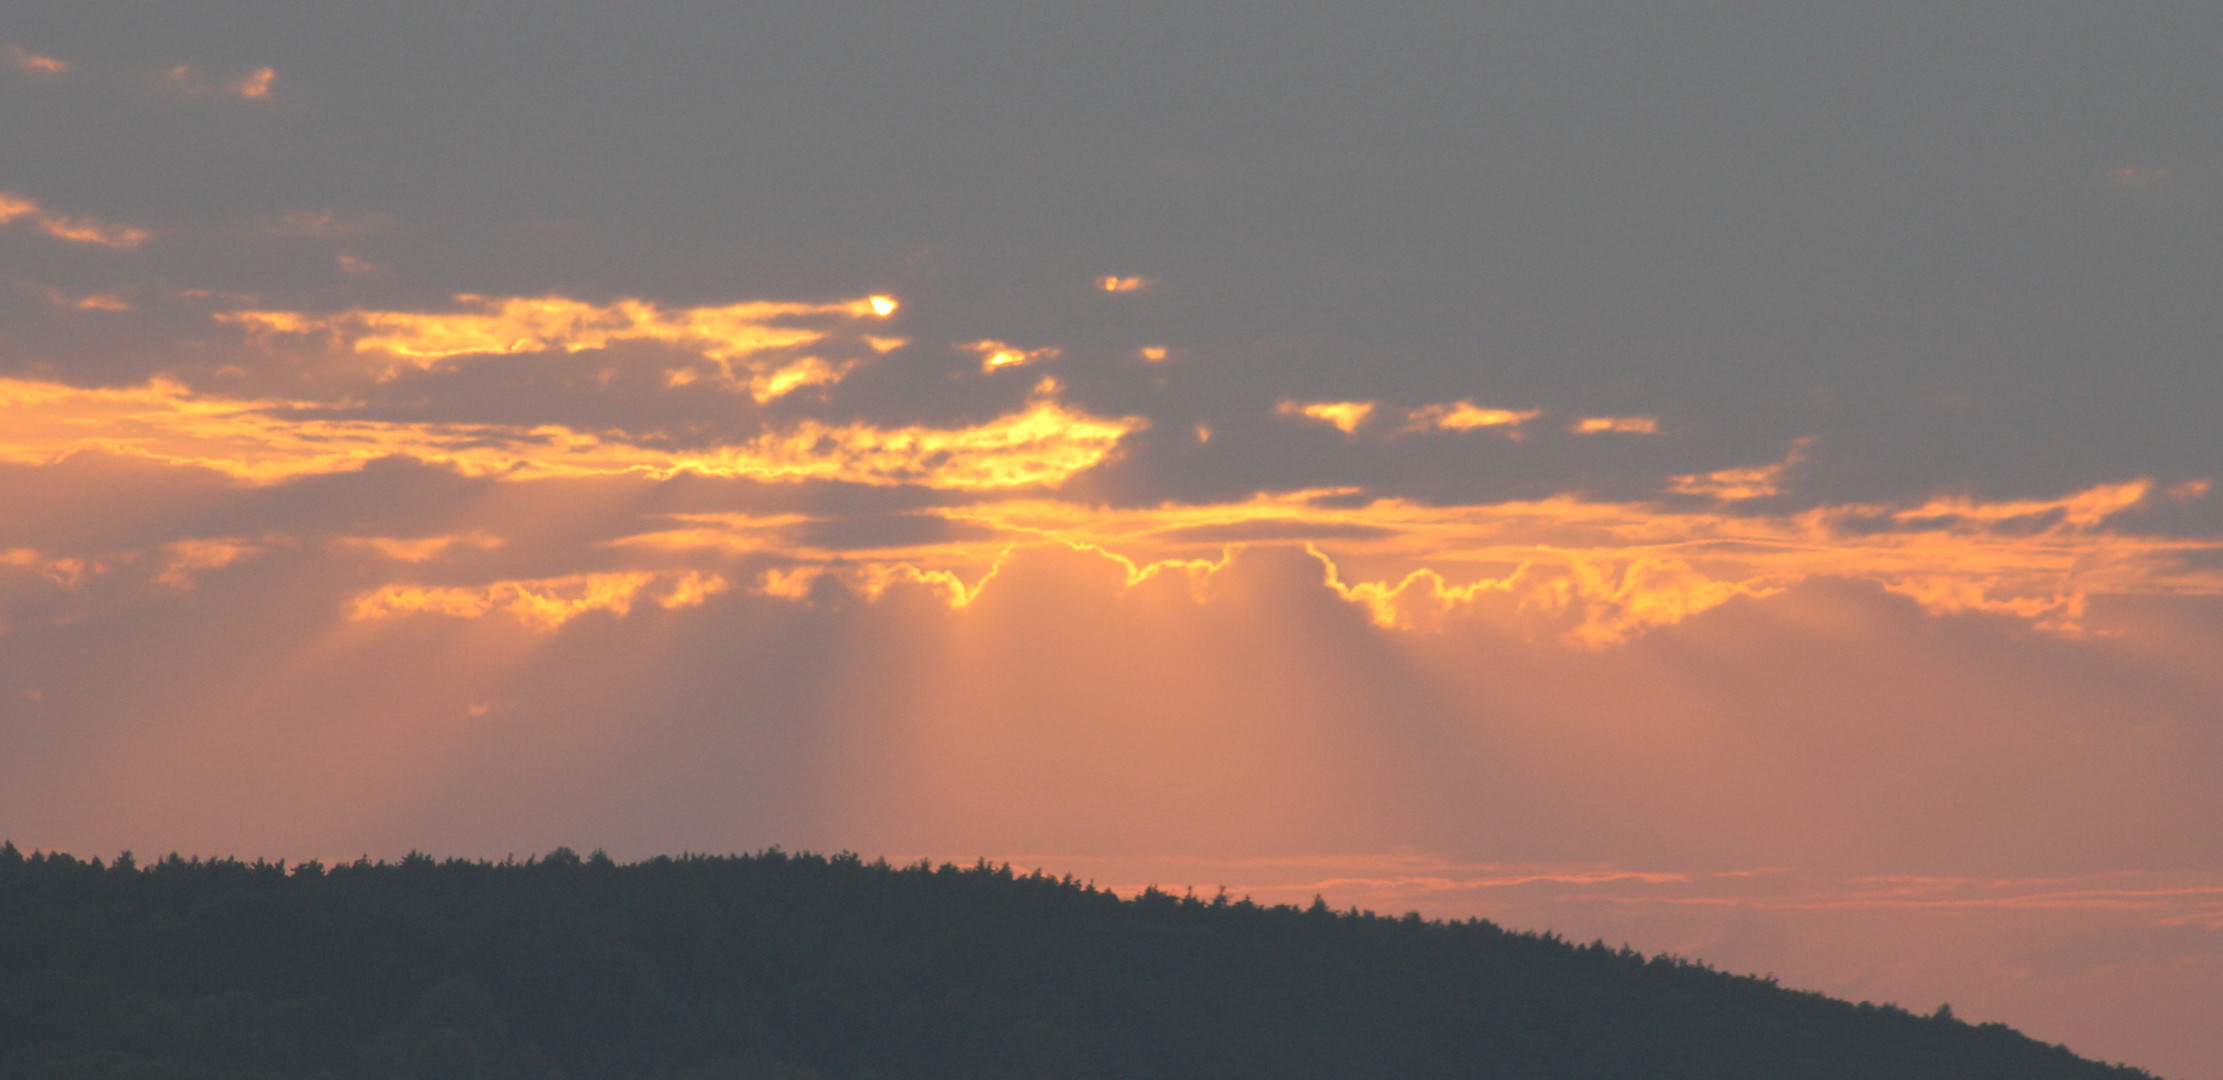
[
  {"x1": 5, "y1": 366, "x2": 2210, "y2": 644},
  {"x1": 577, "y1": 478, "x2": 2223, "y2": 644}
]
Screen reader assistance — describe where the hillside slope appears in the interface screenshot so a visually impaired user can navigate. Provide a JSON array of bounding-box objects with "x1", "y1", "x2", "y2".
[{"x1": 0, "y1": 845, "x2": 2157, "y2": 1080}]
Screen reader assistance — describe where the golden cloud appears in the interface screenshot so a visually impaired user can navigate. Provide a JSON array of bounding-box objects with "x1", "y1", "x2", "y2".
[
  {"x1": 1405, "y1": 400, "x2": 1540, "y2": 434},
  {"x1": 350, "y1": 569, "x2": 727, "y2": 630},
  {"x1": 1572, "y1": 416, "x2": 1660, "y2": 435},
  {"x1": 1279, "y1": 399, "x2": 1376, "y2": 433},
  {"x1": 0, "y1": 377, "x2": 1139, "y2": 490},
  {"x1": 597, "y1": 477, "x2": 2223, "y2": 644},
  {"x1": 964, "y1": 339, "x2": 1061, "y2": 373},
  {"x1": 5, "y1": 373, "x2": 2213, "y2": 645},
  {"x1": 154, "y1": 538, "x2": 268, "y2": 589},
  {"x1": 221, "y1": 293, "x2": 897, "y2": 398},
  {"x1": 1097, "y1": 275, "x2": 1155, "y2": 293},
  {"x1": 1669, "y1": 439, "x2": 1809, "y2": 501}
]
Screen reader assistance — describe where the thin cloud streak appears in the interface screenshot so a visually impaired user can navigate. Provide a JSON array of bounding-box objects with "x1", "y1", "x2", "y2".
[
  {"x1": 0, "y1": 193, "x2": 150, "y2": 250},
  {"x1": 0, "y1": 377, "x2": 1140, "y2": 489},
  {"x1": 221, "y1": 293, "x2": 898, "y2": 397},
  {"x1": 5, "y1": 44, "x2": 67, "y2": 75}
]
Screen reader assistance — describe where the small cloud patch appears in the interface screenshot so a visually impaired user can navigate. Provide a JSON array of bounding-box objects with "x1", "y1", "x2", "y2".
[
  {"x1": 1572, "y1": 416, "x2": 1659, "y2": 435},
  {"x1": 1406, "y1": 401, "x2": 1539, "y2": 436},
  {"x1": 1279, "y1": 400, "x2": 1376, "y2": 434},
  {"x1": 6, "y1": 45, "x2": 67, "y2": 75}
]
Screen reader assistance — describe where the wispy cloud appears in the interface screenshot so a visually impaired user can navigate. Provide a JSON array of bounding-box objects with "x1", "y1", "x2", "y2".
[
  {"x1": 1572, "y1": 416, "x2": 1660, "y2": 435},
  {"x1": 0, "y1": 547, "x2": 94, "y2": 588},
  {"x1": 964, "y1": 339, "x2": 1061, "y2": 373},
  {"x1": 1669, "y1": 440, "x2": 1810, "y2": 501},
  {"x1": 1405, "y1": 400, "x2": 1540, "y2": 435},
  {"x1": 6, "y1": 44, "x2": 68, "y2": 76},
  {"x1": 350, "y1": 569, "x2": 726, "y2": 630},
  {"x1": 20, "y1": 282, "x2": 135, "y2": 312},
  {"x1": 153, "y1": 537, "x2": 268, "y2": 589},
  {"x1": 251, "y1": 209, "x2": 397, "y2": 239},
  {"x1": 222, "y1": 293, "x2": 900, "y2": 398},
  {"x1": 0, "y1": 192, "x2": 151, "y2": 249},
  {"x1": 159, "y1": 64, "x2": 276, "y2": 100},
  {"x1": 0, "y1": 376, "x2": 1140, "y2": 490},
  {"x1": 331, "y1": 532, "x2": 506, "y2": 563}
]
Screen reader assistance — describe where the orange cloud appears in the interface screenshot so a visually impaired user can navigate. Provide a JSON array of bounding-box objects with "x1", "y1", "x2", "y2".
[
  {"x1": 0, "y1": 192, "x2": 150, "y2": 249},
  {"x1": 0, "y1": 377, "x2": 1139, "y2": 490},
  {"x1": 6, "y1": 45, "x2": 67, "y2": 75},
  {"x1": 1097, "y1": 275, "x2": 1155, "y2": 293},
  {"x1": 222, "y1": 294, "x2": 895, "y2": 397},
  {"x1": 231, "y1": 67, "x2": 275, "y2": 98},
  {"x1": 1572, "y1": 416, "x2": 1660, "y2": 435},
  {"x1": 24, "y1": 283, "x2": 135, "y2": 312},
  {"x1": 159, "y1": 64, "x2": 276, "y2": 100},
  {"x1": 349, "y1": 569, "x2": 727, "y2": 630},
  {"x1": 1406, "y1": 400, "x2": 1540, "y2": 435},
  {"x1": 0, "y1": 547, "x2": 93, "y2": 588},
  {"x1": 1279, "y1": 399, "x2": 1376, "y2": 433},
  {"x1": 964, "y1": 339, "x2": 1061, "y2": 373},
  {"x1": 4, "y1": 371, "x2": 2212, "y2": 645},
  {"x1": 605, "y1": 474, "x2": 2223, "y2": 644},
  {"x1": 1669, "y1": 439, "x2": 1809, "y2": 501},
  {"x1": 154, "y1": 538, "x2": 268, "y2": 589}
]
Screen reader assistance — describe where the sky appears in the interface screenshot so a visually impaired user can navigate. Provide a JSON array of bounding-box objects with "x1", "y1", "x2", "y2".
[{"x1": 2, "y1": 1, "x2": 2220, "y2": 1074}]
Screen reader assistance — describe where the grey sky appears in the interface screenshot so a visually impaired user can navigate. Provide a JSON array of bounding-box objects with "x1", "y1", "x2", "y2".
[{"x1": 4, "y1": 1, "x2": 2218, "y2": 510}]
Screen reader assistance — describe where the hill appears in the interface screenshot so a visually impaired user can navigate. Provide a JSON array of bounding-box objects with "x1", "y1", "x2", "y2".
[{"x1": 0, "y1": 844, "x2": 2157, "y2": 1080}]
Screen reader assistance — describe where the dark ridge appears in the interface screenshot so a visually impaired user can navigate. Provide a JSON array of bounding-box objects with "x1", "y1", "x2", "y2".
[{"x1": 0, "y1": 843, "x2": 2158, "y2": 1080}]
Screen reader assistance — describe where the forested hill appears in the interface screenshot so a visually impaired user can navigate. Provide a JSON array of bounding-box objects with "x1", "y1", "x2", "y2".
[{"x1": 0, "y1": 845, "x2": 2157, "y2": 1080}]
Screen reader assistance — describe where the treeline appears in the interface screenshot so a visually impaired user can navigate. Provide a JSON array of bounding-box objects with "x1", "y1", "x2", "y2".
[{"x1": 0, "y1": 844, "x2": 2157, "y2": 1080}]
